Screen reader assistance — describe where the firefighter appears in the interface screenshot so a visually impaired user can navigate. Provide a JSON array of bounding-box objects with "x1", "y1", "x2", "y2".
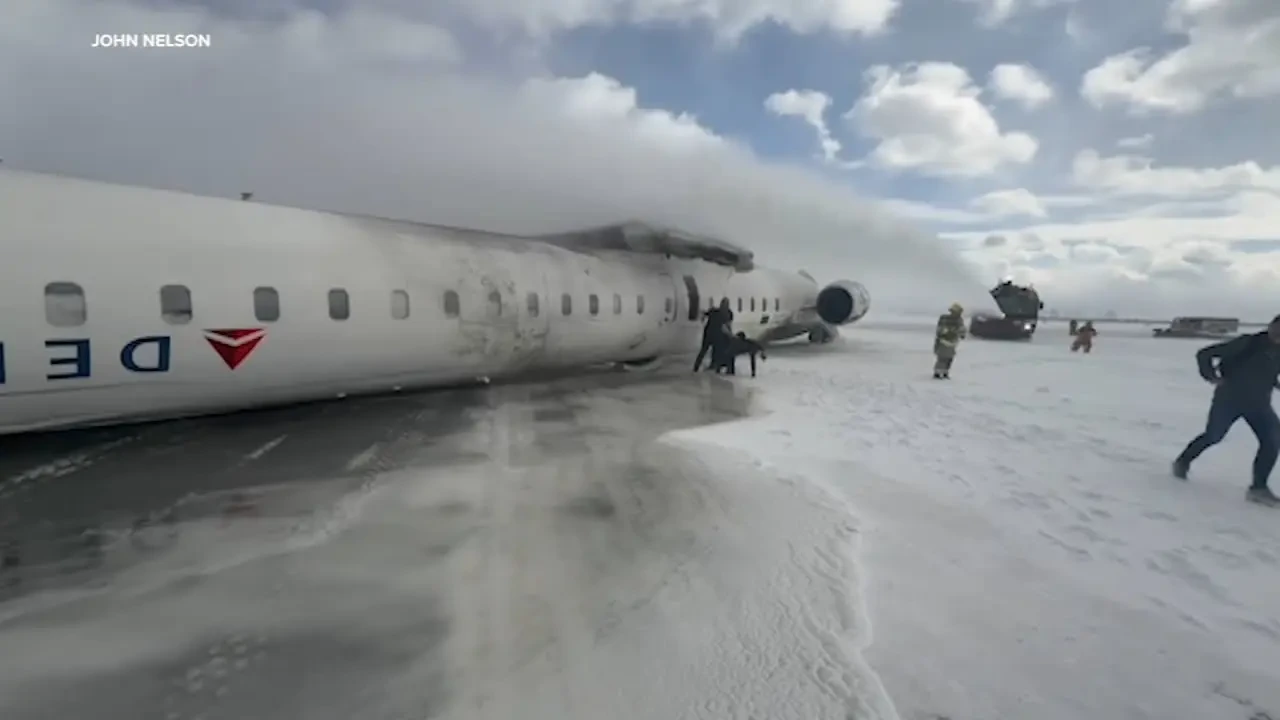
[
  {"x1": 1071, "y1": 321, "x2": 1098, "y2": 353},
  {"x1": 933, "y1": 303, "x2": 967, "y2": 379}
]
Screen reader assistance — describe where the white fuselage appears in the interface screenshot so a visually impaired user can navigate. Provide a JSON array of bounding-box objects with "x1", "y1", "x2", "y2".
[{"x1": 0, "y1": 170, "x2": 845, "y2": 435}]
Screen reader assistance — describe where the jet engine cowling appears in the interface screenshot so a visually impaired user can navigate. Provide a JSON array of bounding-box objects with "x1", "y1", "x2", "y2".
[{"x1": 816, "y1": 280, "x2": 870, "y2": 325}]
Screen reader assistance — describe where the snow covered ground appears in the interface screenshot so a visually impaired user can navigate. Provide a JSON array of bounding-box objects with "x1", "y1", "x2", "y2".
[
  {"x1": 674, "y1": 315, "x2": 1280, "y2": 720},
  {"x1": 4, "y1": 317, "x2": 1280, "y2": 720}
]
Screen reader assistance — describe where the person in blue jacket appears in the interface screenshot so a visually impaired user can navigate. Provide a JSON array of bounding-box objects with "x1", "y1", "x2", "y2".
[{"x1": 1172, "y1": 315, "x2": 1280, "y2": 506}]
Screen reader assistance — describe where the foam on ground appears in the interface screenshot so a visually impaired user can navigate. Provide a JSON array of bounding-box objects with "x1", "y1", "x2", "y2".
[{"x1": 672, "y1": 318, "x2": 1280, "y2": 719}]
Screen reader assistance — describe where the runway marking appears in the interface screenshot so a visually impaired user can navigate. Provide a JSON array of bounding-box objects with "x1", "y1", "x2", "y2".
[
  {"x1": 243, "y1": 435, "x2": 287, "y2": 461},
  {"x1": 345, "y1": 444, "x2": 380, "y2": 471},
  {"x1": 0, "y1": 436, "x2": 137, "y2": 496}
]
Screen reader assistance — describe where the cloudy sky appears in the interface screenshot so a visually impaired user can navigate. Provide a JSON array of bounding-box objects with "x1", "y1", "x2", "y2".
[{"x1": 3, "y1": 0, "x2": 1278, "y2": 318}]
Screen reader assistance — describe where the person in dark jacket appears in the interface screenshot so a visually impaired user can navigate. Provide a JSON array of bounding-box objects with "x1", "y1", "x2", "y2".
[
  {"x1": 1172, "y1": 315, "x2": 1280, "y2": 506},
  {"x1": 694, "y1": 298, "x2": 733, "y2": 372},
  {"x1": 713, "y1": 331, "x2": 767, "y2": 377}
]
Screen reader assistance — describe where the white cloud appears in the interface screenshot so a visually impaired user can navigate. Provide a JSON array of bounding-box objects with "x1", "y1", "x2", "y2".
[
  {"x1": 947, "y1": 181, "x2": 1280, "y2": 317},
  {"x1": 1064, "y1": 9, "x2": 1088, "y2": 43},
  {"x1": 524, "y1": 73, "x2": 724, "y2": 151},
  {"x1": 1072, "y1": 149, "x2": 1280, "y2": 197},
  {"x1": 1115, "y1": 133, "x2": 1153, "y2": 149},
  {"x1": 0, "y1": 0, "x2": 980, "y2": 316},
  {"x1": 1080, "y1": 0, "x2": 1280, "y2": 114},
  {"x1": 845, "y1": 62, "x2": 1038, "y2": 177},
  {"x1": 444, "y1": 0, "x2": 899, "y2": 41},
  {"x1": 764, "y1": 89, "x2": 841, "y2": 162},
  {"x1": 935, "y1": 144, "x2": 1280, "y2": 318},
  {"x1": 952, "y1": 0, "x2": 1077, "y2": 27},
  {"x1": 971, "y1": 188, "x2": 1048, "y2": 217},
  {"x1": 987, "y1": 63, "x2": 1055, "y2": 109}
]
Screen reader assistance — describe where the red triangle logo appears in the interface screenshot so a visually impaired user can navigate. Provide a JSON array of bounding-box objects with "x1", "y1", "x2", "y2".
[{"x1": 203, "y1": 328, "x2": 266, "y2": 370}]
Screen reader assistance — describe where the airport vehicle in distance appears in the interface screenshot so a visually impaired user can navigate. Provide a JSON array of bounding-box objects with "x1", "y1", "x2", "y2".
[{"x1": 969, "y1": 280, "x2": 1043, "y2": 341}]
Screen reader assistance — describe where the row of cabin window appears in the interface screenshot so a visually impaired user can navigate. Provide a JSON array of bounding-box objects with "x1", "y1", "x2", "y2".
[
  {"x1": 711, "y1": 296, "x2": 779, "y2": 313},
  {"x1": 40, "y1": 282, "x2": 782, "y2": 327}
]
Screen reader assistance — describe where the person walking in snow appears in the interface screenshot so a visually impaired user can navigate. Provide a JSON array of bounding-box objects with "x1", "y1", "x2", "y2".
[
  {"x1": 1071, "y1": 321, "x2": 1097, "y2": 353},
  {"x1": 933, "y1": 303, "x2": 967, "y2": 379},
  {"x1": 1172, "y1": 314, "x2": 1280, "y2": 506}
]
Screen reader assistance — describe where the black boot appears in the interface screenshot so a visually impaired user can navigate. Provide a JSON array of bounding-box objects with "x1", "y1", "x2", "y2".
[
  {"x1": 1246, "y1": 486, "x2": 1279, "y2": 507},
  {"x1": 1172, "y1": 459, "x2": 1189, "y2": 480}
]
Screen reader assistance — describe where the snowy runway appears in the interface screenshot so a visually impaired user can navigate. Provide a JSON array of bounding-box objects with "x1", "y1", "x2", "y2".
[
  {"x1": 0, "y1": 368, "x2": 889, "y2": 720},
  {"x1": 3, "y1": 321, "x2": 1280, "y2": 719},
  {"x1": 678, "y1": 317, "x2": 1280, "y2": 719}
]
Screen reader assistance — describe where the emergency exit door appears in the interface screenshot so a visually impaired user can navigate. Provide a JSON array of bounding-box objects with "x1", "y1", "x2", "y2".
[{"x1": 682, "y1": 275, "x2": 700, "y2": 322}]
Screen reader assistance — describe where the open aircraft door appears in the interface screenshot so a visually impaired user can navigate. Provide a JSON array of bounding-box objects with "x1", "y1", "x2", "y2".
[
  {"x1": 656, "y1": 270, "x2": 697, "y2": 351},
  {"x1": 656, "y1": 271, "x2": 678, "y2": 325}
]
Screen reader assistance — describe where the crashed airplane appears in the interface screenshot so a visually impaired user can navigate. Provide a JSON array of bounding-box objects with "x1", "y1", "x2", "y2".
[{"x1": 0, "y1": 169, "x2": 870, "y2": 435}]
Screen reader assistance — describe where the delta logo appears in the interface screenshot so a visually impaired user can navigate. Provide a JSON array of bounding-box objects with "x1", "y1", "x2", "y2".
[{"x1": 203, "y1": 328, "x2": 266, "y2": 370}]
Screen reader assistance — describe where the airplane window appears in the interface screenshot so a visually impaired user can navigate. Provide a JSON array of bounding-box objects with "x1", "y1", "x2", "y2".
[
  {"x1": 44, "y1": 281, "x2": 87, "y2": 327},
  {"x1": 561, "y1": 293, "x2": 572, "y2": 315},
  {"x1": 737, "y1": 297, "x2": 743, "y2": 312},
  {"x1": 589, "y1": 294, "x2": 599, "y2": 316},
  {"x1": 391, "y1": 289, "x2": 410, "y2": 319},
  {"x1": 527, "y1": 292, "x2": 539, "y2": 317},
  {"x1": 775, "y1": 298, "x2": 780, "y2": 311},
  {"x1": 328, "y1": 288, "x2": 350, "y2": 321},
  {"x1": 613, "y1": 293, "x2": 622, "y2": 315},
  {"x1": 761, "y1": 297, "x2": 767, "y2": 311},
  {"x1": 159, "y1": 284, "x2": 192, "y2": 325},
  {"x1": 637, "y1": 295, "x2": 645, "y2": 314},
  {"x1": 488, "y1": 290, "x2": 502, "y2": 317},
  {"x1": 708, "y1": 297, "x2": 715, "y2": 310},
  {"x1": 254, "y1": 286, "x2": 280, "y2": 322},
  {"x1": 664, "y1": 297, "x2": 673, "y2": 314},
  {"x1": 750, "y1": 297, "x2": 755, "y2": 312},
  {"x1": 443, "y1": 290, "x2": 460, "y2": 317}
]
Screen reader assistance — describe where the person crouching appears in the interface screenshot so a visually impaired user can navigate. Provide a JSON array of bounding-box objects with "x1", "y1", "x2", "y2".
[{"x1": 713, "y1": 332, "x2": 767, "y2": 377}]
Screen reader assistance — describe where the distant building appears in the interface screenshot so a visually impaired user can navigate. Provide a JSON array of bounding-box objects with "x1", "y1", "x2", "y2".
[{"x1": 1104, "y1": 310, "x2": 1118, "y2": 319}]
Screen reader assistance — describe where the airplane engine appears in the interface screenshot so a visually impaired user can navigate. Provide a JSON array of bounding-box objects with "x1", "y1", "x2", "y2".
[{"x1": 816, "y1": 280, "x2": 870, "y2": 325}]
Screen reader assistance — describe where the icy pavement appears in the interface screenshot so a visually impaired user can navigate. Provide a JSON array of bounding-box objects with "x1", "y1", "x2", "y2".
[
  {"x1": 675, "y1": 316, "x2": 1280, "y2": 720},
  {"x1": 6, "y1": 321, "x2": 1280, "y2": 720},
  {"x1": 0, "y1": 367, "x2": 893, "y2": 720}
]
